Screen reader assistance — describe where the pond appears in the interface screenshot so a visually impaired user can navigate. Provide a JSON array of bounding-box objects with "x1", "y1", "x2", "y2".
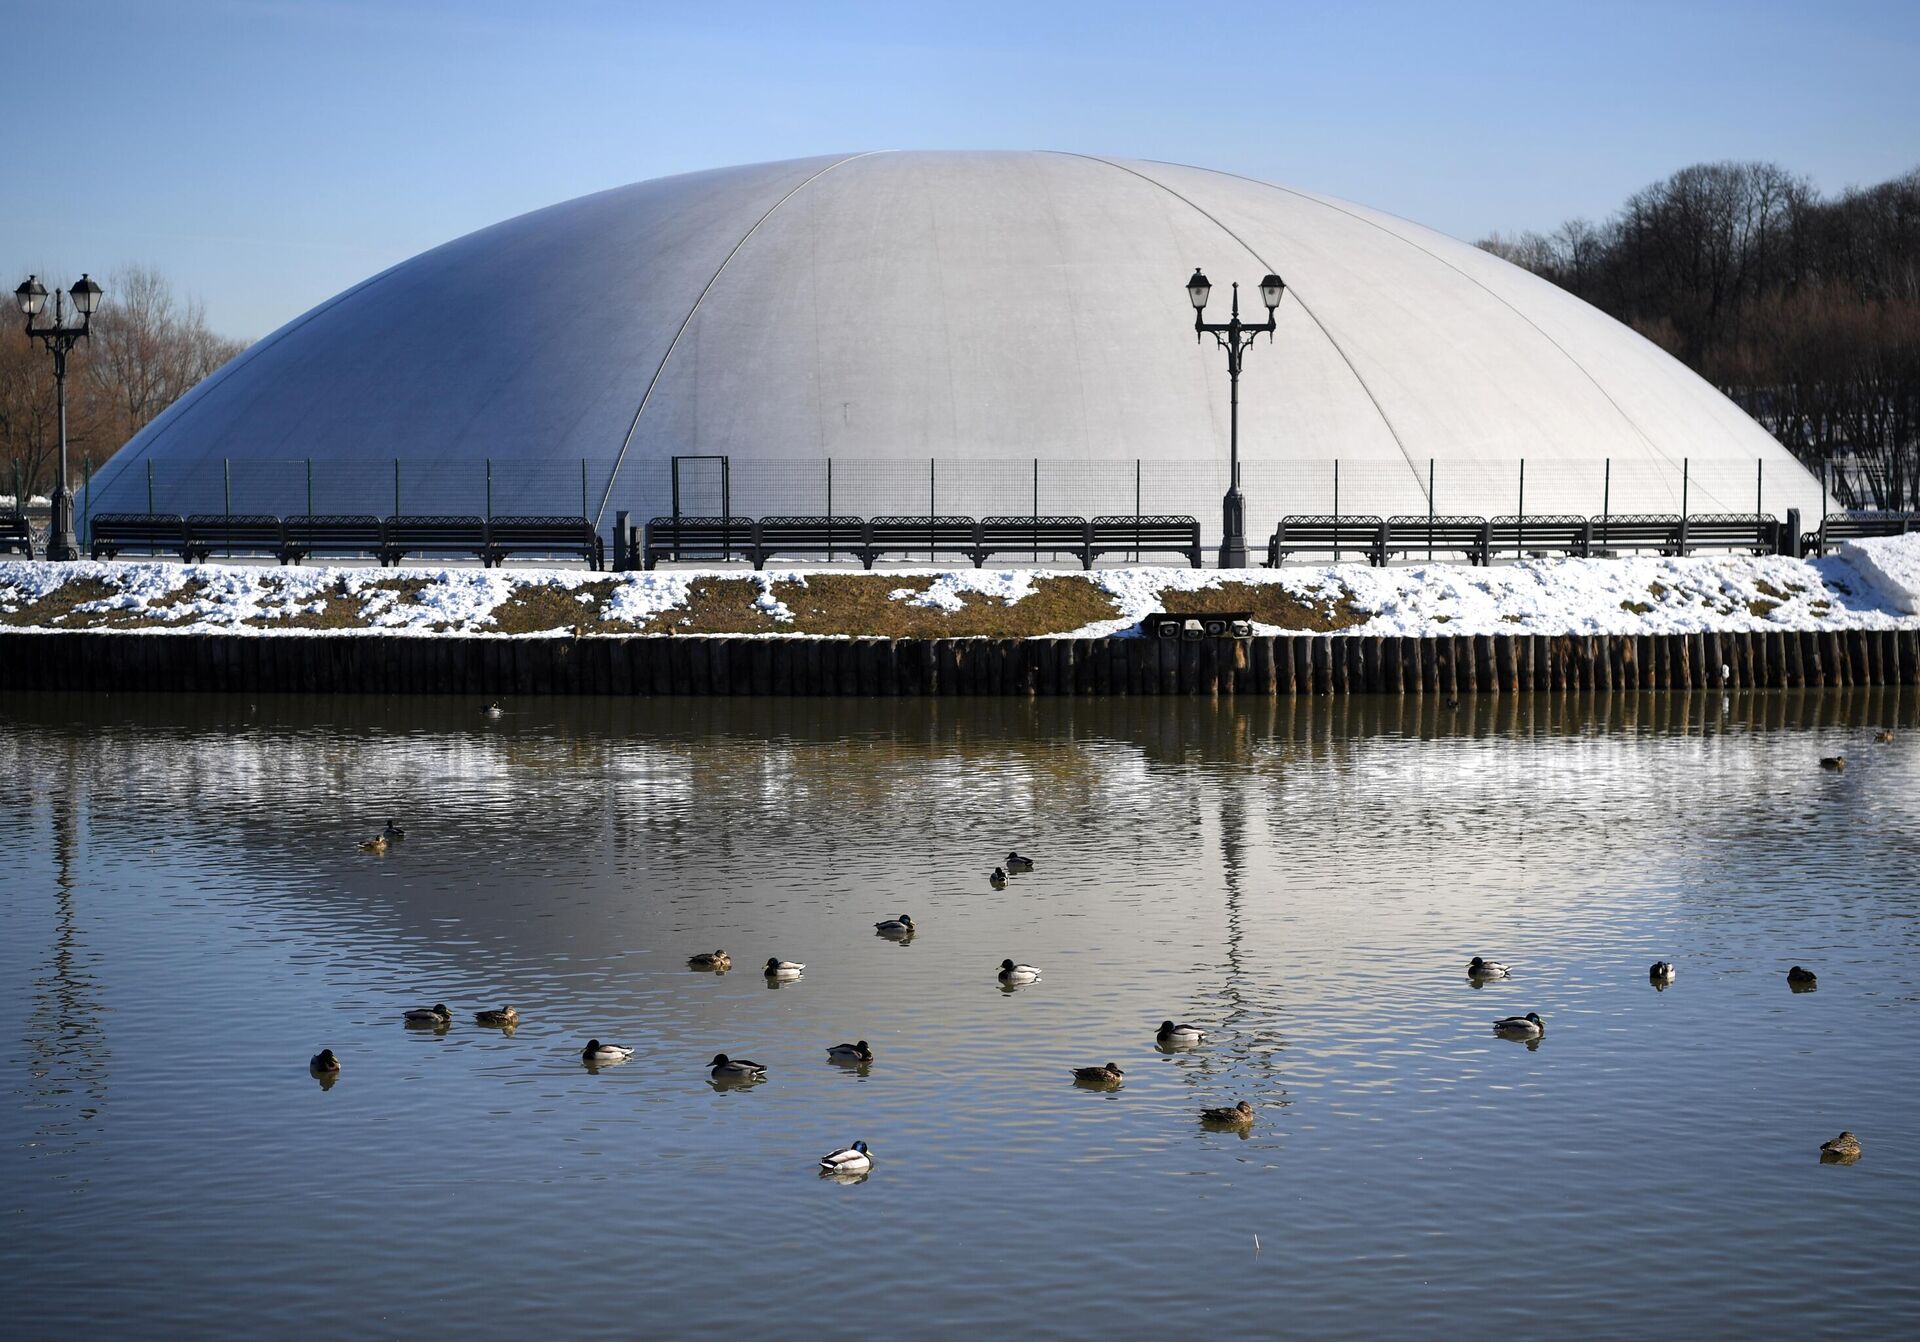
[{"x1": 3, "y1": 689, "x2": 1917, "y2": 1338}]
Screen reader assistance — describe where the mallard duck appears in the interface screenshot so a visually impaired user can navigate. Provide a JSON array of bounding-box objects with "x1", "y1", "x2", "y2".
[
  {"x1": 403, "y1": 1003, "x2": 452, "y2": 1027},
  {"x1": 383, "y1": 819, "x2": 406, "y2": 841},
  {"x1": 1201, "y1": 1101, "x2": 1255, "y2": 1126},
  {"x1": 688, "y1": 950, "x2": 731, "y2": 971},
  {"x1": 819, "y1": 1140, "x2": 871, "y2": 1173},
  {"x1": 1005, "y1": 851, "x2": 1035, "y2": 872},
  {"x1": 1072, "y1": 1063, "x2": 1125, "y2": 1085},
  {"x1": 709, "y1": 1053, "x2": 767, "y2": 1081},
  {"x1": 1787, "y1": 965, "x2": 1818, "y2": 988},
  {"x1": 1820, "y1": 756, "x2": 1845, "y2": 771},
  {"x1": 997, "y1": 958, "x2": 1041, "y2": 984},
  {"x1": 309, "y1": 1048, "x2": 341, "y2": 1074},
  {"x1": 827, "y1": 1040, "x2": 873, "y2": 1063},
  {"x1": 482, "y1": 701, "x2": 503, "y2": 719},
  {"x1": 1493, "y1": 1012, "x2": 1545, "y2": 1038},
  {"x1": 1820, "y1": 1131, "x2": 1862, "y2": 1162},
  {"x1": 1649, "y1": 961, "x2": 1677, "y2": 983},
  {"x1": 874, "y1": 914, "x2": 914, "y2": 936},
  {"x1": 581, "y1": 1039, "x2": 634, "y2": 1064},
  {"x1": 1876, "y1": 730, "x2": 1896, "y2": 744},
  {"x1": 1467, "y1": 957, "x2": 1511, "y2": 979},
  {"x1": 1156, "y1": 1020, "x2": 1206, "y2": 1046},
  {"x1": 474, "y1": 1005, "x2": 518, "y2": 1027},
  {"x1": 764, "y1": 958, "x2": 805, "y2": 979},
  {"x1": 359, "y1": 833, "x2": 389, "y2": 855},
  {"x1": 989, "y1": 867, "x2": 1007, "y2": 889}
]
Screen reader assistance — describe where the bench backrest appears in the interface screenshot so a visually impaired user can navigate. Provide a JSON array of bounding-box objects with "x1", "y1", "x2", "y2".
[
  {"x1": 1684, "y1": 512, "x2": 1777, "y2": 532},
  {"x1": 1590, "y1": 513, "x2": 1681, "y2": 540},
  {"x1": 186, "y1": 513, "x2": 284, "y2": 540},
  {"x1": 488, "y1": 515, "x2": 596, "y2": 540},
  {"x1": 1089, "y1": 515, "x2": 1199, "y2": 541},
  {"x1": 1, "y1": 512, "x2": 29, "y2": 537},
  {"x1": 646, "y1": 516, "x2": 754, "y2": 545},
  {"x1": 755, "y1": 515, "x2": 867, "y2": 545},
  {"x1": 387, "y1": 514, "x2": 487, "y2": 542},
  {"x1": 1386, "y1": 514, "x2": 1486, "y2": 534},
  {"x1": 92, "y1": 512, "x2": 185, "y2": 538},
  {"x1": 1820, "y1": 511, "x2": 1916, "y2": 539},
  {"x1": 867, "y1": 516, "x2": 979, "y2": 544},
  {"x1": 979, "y1": 516, "x2": 1089, "y2": 543},
  {"x1": 1274, "y1": 514, "x2": 1384, "y2": 541},
  {"x1": 285, "y1": 514, "x2": 385, "y2": 545}
]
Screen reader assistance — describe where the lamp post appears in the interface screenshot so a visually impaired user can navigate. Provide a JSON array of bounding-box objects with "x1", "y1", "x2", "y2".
[
  {"x1": 14, "y1": 273, "x2": 103, "y2": 562},
  {"x1": 1188, "y1": 267, "x2": 1283, "y2": 569}
]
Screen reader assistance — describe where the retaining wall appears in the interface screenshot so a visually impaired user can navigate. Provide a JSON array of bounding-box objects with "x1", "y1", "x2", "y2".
[{"x1": 1, "y1": 629, "x2": 1915, "y2": 695}]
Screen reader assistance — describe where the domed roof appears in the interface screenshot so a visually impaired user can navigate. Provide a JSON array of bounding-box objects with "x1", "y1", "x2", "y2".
[{"x1": 96, "y1": 150, "x2": 1821, "y2": 527}]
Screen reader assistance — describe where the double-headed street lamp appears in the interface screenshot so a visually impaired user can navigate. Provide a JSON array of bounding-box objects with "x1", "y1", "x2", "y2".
[
  {"x1": 1188, "y1": 267, "x2": 1284, "y2": 569},
  {"x1": 15, "y1": 273, "x2": 104, "y2": 562}
]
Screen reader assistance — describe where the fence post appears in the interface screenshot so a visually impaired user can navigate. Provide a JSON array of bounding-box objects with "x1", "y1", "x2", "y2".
[
  {"x1": 1756, "y1": 457, "x2": 1763, "y2": 515},
  {"x1": 1134, "y1": 458, "x2": 1141, "y2": 563},
  {"x1": 393, "y1": 459, "x2": 401, "y2": 517},
  {"x1": 929, "y1": 456, "x2": 935, "y2": 564},
  {"x1": 81, "y1": 454, "x2": 91, "y2": 552},
  {"x1": 581, "y1": 458, "x2": 588, "y2": 521},
  {"x1": 1032, "y1": 456, "x2": 1039, "y2": 564},
  {"x1": 827, "y1": 457, "x2": 834, "y2": 562},
  {"x1": 306, "y1": 458, "x2": 313, "y2": 518},
  {"x1": 1333, "y1": 458, "x2": 1341, "y2": 563},
  {"x1": 1518, "y1": 457, "x2": 1525, "y2": 531},
  {"x1": 485, "y1": 458, "x2": 492, "y2": 521},
  {"x1": 1821, "y1": 458, "x2": 1829, "y2": 539},
  {"x1": 147, "y1": 460, "x2": 155, "y2": 515},
  {"x1": 1601, "y1": 456, "x2": 1610, "y2": 550},
  {"x1": 224, "y1": 457, "x2": 232, "y2": 559},
  {"x1": 1427, "y1": 457, "x2": 1434, "y2": 561}
]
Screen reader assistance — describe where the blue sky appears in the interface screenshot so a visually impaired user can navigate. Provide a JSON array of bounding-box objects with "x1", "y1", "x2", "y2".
[{"x1": 6, "y1": 0, "x2": 1915, "y2": 339}]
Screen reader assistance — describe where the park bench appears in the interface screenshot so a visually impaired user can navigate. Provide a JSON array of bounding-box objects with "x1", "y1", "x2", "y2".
[
  {"x1": 0, "y1": 512, "x2": 32, "y2": 559},
  {"x1": 382, "y1": 515, "x2": 489, "y2": 566},
  {"x1": 1088, "y1": 515, "x2": 1202, "y2": 568},
  {"x1": 1489, "y1": 514, "x2": 1592, "y2": 559},
  {"x1": 484, "y1": 515, "x2": 603, "y2": 569},
  {"x1": 1265, "y1": 515, "x2": 1386, "y2": 567},
  {"x1": 90, "y1": 513, "x2": 186, "y2": 560},
  {"x1": 1799, "y1": 511, "x2": 1918, "y2": 556},
  {"x1": 1384, "y1": 515, "x2": 1489, "y2": 565},
  {"x1": 643, "y1": 516, "x2": 756, "y2": 568},
  {"x1": 750, "y1": 515, "x2": 868, "y2": 568},
  {"x1": 975, "y1": 516, "x2": 1091, "y2": 568},
  {"x1": 1679, "y1": 513, "x2": 1779, "y2": 555},
  {"x1": 861, "y1": 516, "x2": 981, "y2": 567},
  {"x1": 1588, "y1": 514, "x2": 1683, "y2": 556},
  {"x1": 185, "y1": 514, "x2": 288, "y2": 564},
  {"x1": 282, "y1": 515, "x2": 386, "y2": 564}
]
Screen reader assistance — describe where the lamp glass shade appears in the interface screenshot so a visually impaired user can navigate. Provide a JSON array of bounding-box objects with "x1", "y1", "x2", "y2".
[
  {"x1": 70, "y1": 274, "x2": 103, "y2": 316},
  {"x1": 1186, "y1": 268, "x2": 1211, "y2": 311},
  {"x1": 15, "y1": 276, "x2": 47, "y2": 317},
  {"x1": 1259, "y1": 274, "x2": 1285, "y2": 310}
]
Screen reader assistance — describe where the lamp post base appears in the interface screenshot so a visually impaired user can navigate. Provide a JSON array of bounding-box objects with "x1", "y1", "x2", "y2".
[
  {"x1": 1218, "y1": 488, "x2": 1249, "y2": 570},
  {"x1": 46, "y1": 486, "x2": 80, "y2": 562}
]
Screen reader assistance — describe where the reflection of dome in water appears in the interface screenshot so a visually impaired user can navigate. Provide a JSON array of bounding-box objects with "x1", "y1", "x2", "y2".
[{"x1": 94, "y1": 151, "x2": 1822, "y2": 531}]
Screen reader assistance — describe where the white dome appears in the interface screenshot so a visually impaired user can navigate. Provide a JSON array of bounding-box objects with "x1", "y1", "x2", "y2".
[{"x1": 95, "y1": 150, "x2": 1822, "y2": 534}]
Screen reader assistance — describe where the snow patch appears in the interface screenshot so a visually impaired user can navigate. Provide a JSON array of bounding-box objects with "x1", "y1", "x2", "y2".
[
  {"x1": 891, "y1": 570, "x2": 1041, "y2": 612},
  {"x1": 1840, "y1": 532, "x2": 1920, "y2": 614}
]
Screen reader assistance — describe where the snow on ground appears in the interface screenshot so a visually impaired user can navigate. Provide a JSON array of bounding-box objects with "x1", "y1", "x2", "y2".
[
  {"x1": 1, "y1": 549, "x2": 1916, "y2": 637},
  {"x1": 1839, "y1": 532, "x2": 1920, "y2": 615}
]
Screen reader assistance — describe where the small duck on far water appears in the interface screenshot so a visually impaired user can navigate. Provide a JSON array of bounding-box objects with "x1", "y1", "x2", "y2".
[
  {"x1": 403, "y1": 1003, "x2": 453, "y2": 1027},
  {"x1": 1493, "y1": 1012, "x2": 1545, "y2": 1039},
  {"x1": 1072, "y1": 1063, "x2": 1125, "y2": 1087},
  {"x1": 1649, "y1": 961, "x2": 1677, "y2": 985},
  {"x1": 688, "y1": 950, "x2": 731, "y2": 972},
  {"x1": 1005, "y1": 851, "x2": 1035, "y2": 873},
  {"x1": 764, "y1": 958, "x2": 806, "y2": 980},
  {"x1": 710, "y1": 1053, "x2": 768, "y2": 1082},
  {"x1": 827, "y1": 1040, "x2": 873, "y2": 1064},
  {"x1": 1876, "y1": 730, "x2": 1896, "y2": 744},
  {"x1": 998, "y1": 958, "x2": 1041, "y2": 985},
  {"x1": 581, "y1": 1039, "x2": 635, "y2": 1065},
  {"x1": 1820, "y1": 1131, "x2": 1862, "y2": 1164},
  {"x1": 1201, "y1": 1101, "x2": 1255, "y2": 1128},
  {"x1": 382, "y1": 819, "x2": 406, "y2": 842},
  {"x1": 1156, "y1": 1020, "x2": 1206, "y2": 1047},
  {"x1": 474, "y1": 1005, "x2": 518, "y2": 1027},
  {"x1": 989, "y1": 867, "x2": 1008, "y2": 889},
  {"x1": 819, "y1": 1140, "x2": 872, "y2": 1175},
  {"x1": 359, "y1": 833, "x2": 390, "y2": 855},
  {"x1": 873, "y1": 914, "x2": 914, "y2": 937},
  {"x1": 1788, "y1": 965, "x2": 1819, "y2": 991},
  {"x1": 309, "y1": 1048, "x2": 341, "y2": 1075},
  {"x1": 1467, "y1": 957, "x2": 1512, "y2": 980},
  {"x1": 1820, "y1": 755, "x2": 1846, "y2": 771}
]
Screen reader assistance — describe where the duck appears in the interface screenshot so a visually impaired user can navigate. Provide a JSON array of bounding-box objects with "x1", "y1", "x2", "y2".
[
  {"x1": 1467, "y1": 957, "x2": 1512, "y2": 979},
  {"x1": 873, "y1": 914, "x2": 914, "y2": 937},
  {"x1": 403, "y1": 1003, "x2": 453, "y2": 1027},
  {"x1": 1787, "y1": 965, "x2": 1818, "y2": 988},
  {"x1": 309, "y1": 1048, "x2": 341, "y2": 1074},
  {"x1": 997, "y1": 958, "x2": 1041, "y2": 984},
  {"x1": 1005, "y1": 852, "x2": 1035, "y2": 873},
  {"x1": 359, "y1": 833, "x2": 390, "y2": 855},
  {"x1": 819, "y1": 1140, "x2": 871, "y2": 1174},
  {"x1": 1875, "y1": 729, "x2": 1895, "y2": 744},
  {"x1": 1820, "y1": 1131, "x2": 1862, "y2": 1162},
  {"x1": 474, "y1": 1005, "x2": 518, "y2": 1027},
  {"x1": 989, "y1": 868, "x2": 1008, "y2": 889},
  {"x1": 1648, "y1": 961, "x2": 1677, "y2": 983},
  {"x1": 1820, "y1": 755, "x2": 1845, "y2": 771},
  {"x1": 482, "y1": 701, "x2": 504, "y2": 719},
  {"x1": 1072, "y1": 1063, "x2": 1125, "y2": 1086},
  {"x1": 764, "y1": 957, "x2": 805, "y2": 979},
  {"x1": 382, "y1": 819, "x2": 406, "y2": 841},
  {"x1": 581, "y1": 1039, "x2": 634, "y2": 1065},
  {"x1": 687, "y1": 950, "x2": 731, "y2": 971},
  {"x1": 1493, "y1": 1012, "x2": 1545, "y2": 1039},
  {"x1": 709, "y1": 1053, "x2": 767, "y2": 1081},
  {"x1": 1201, "y1": 1101, "x2": 1255, "y2": 1126},
  {"x1": 827, "y1": 1040, "x2": 874, "y2": 1064},
  {"x1": 1156, "y1": 1020, "x2": 1206, "y2": 1046}
]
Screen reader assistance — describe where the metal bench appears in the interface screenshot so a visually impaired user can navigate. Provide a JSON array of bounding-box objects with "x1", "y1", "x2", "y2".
[
  {"x1": 643, "y1": 516, "x2": 756, "y2": 568},
  {"x1": 1680, "y1": 513, "x2": 1779, "y2": 555},
  {"x1": 90, "y1": 513, "x2": 187, "y2": 560},
  {"x1": 1800, "y1": 511, "x2": 1918, "y2": 556},
  {"x1": 1385, "y1": 515, "x2": 1489, "y2": 565},
  {"x1": 862, "y1": 516, "x2": 981, "y2": 567},
  {"x1": 0, "y1": 512, "x2": 32, "y2": 559},
  {"x1": 1266, "y1": 515, "x2": 1386, "y2": 567},
  {"x1": 750, "y1": 515, "x2": 868, "y2": 568},
  {"x1": 185, "y1": 514, "x2": 287, "y2": 564},
  {"x1": 484, "y1": 515, "x2": 603, "y2": 569},
  {"x1": 282, "y1": 515, "x2": 386, "y2": 564},
  {"x1": 976, "y1": 516, "x2": 1091, "y2": 568},
  {"x1": 1588, "y1": 514, "x2": 1683, "y2": 556},
  {"x1": 1489, "y1": 515, "x2": 1591, "y2": 559},
  {"x1": 382, "y1": 515, "x2": 489, "y2": 566},
  {"x1": 1088, "y1": 516, "x2": 1202, "y2": 568}
]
